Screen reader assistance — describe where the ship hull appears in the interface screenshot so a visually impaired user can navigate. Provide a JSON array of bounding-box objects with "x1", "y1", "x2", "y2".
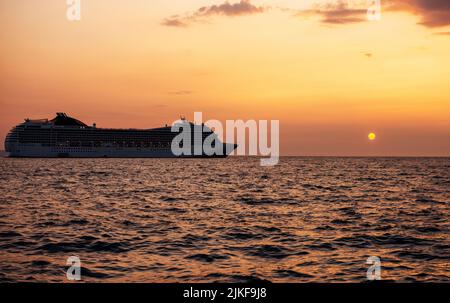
[{"x1": 6, "y1": 143, "x2": 236, "y2": 158}]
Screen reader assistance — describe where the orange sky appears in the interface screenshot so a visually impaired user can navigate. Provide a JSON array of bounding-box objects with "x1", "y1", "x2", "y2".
[{"x1": 1, "y1": 0, "x2": 449, "y2": 156}]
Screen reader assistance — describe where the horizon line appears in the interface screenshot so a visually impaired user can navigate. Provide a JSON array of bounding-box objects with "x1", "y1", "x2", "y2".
[{"x1": 0, "y1": 151, "x2": 448, "y2": 158}]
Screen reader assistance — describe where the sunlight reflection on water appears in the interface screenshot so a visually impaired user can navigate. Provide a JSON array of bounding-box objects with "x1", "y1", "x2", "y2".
[{"x1": 0, "y1": 157, "x2": 449, "y2": 282}]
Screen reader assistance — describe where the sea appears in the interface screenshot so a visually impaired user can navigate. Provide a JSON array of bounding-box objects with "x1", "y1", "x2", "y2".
[{"x1": 0, "y1": 157, "x2": 449, "y2": 282}]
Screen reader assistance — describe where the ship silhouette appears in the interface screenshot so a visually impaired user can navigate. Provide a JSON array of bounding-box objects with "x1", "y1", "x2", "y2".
[{"x1": 5, "y1": 113, "x2": 237, "y2": 158}]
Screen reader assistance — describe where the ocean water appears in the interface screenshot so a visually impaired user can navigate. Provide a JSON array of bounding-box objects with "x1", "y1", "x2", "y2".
[{"x1": 0, "y1": 157, "x2": 449, "y2": 282}]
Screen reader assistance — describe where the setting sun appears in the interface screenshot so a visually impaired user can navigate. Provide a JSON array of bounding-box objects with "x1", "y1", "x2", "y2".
[{"x1": 368, "y1": 133, "x2": 376, "y2": 141}]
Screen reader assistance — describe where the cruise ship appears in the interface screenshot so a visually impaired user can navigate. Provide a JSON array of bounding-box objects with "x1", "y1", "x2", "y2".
[{"x1": 5, "y1": 113, "x2": 237, "y2": 158}]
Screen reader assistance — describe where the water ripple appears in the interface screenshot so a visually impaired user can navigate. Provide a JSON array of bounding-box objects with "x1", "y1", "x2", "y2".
[{"x1": 0, "y1": 157, "x2": 449, "y2": 282}]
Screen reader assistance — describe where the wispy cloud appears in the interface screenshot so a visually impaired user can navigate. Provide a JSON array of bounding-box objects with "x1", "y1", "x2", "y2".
[
  {"x1": 433, "y1": 31, "x2": 450, "y2": 35},
  {"x1": 294, "y1": 0, "x2": 450, "y2": 28},
  {"x1": 162, "y1": 0, "x2": 267, "y2": 27},
  {"x1": 295, "y1": 1, "x2": 367, "y2": 25},
  {"x1": 388, "y1": 0, "x2": 450, "y2": 28},
  {"x1": 168, "y1": 90, "x2": 194, "y2": 96},
  {"x1": 162, "y1": 0, "x2": 450, "y2": 29},
  {"x1": 161, "y1": 17, "x2": 188, "y2": 28}
]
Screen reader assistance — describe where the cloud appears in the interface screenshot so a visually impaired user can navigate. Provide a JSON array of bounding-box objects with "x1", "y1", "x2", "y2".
[
  {"x1": 162, "y1": 0, "x2": 450, "y2": 29},
  {"x1": 161, "y1": 16, "x2": 195, "y2": 28},
  {"x1": 295, "y1": 1, "x2": 367, "y2": 25},
  {"x1": 161, "y1": 17, "x2": 188, "y2": 27},
  {"x1": 318, "y1": 7, "x2": 367, "y2": 24},
  {"x1": 168, "y1": 90, "x2": 194, "y2": 95},
  {"x1": 434, "y1": 31, "x2": 450, "y2": 35},
  {"x1": 388, "y1": 0, "x2": 450, "y2": 28},
  {"x1": 197, "y1": 0, "x2": 265, "y2": 17},
  {"x1": 294, "y1": 0, "x2": 450, "y2": 28},
  {"x1": 162, "y1": 0, "x2": 266, "y2": 27}
]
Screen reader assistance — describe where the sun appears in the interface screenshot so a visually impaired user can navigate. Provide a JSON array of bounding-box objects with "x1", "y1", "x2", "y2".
[{"x1": 368, "y1": 132, "x2": 376, "y2": 141}]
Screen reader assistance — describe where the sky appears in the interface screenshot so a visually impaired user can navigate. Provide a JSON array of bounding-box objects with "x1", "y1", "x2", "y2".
[{"x1": 0, "y1": 0, "x2": 449, "y2": 156}]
